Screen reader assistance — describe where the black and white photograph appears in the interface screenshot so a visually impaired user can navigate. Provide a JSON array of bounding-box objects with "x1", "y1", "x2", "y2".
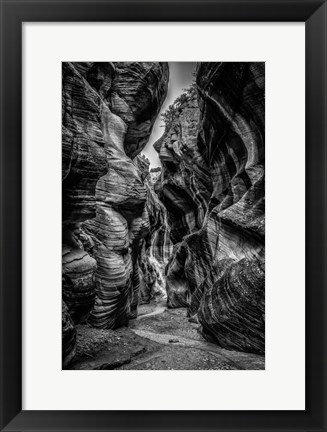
[{"x1": 62, "y1": 62, "x2": 265, "y2": 370}]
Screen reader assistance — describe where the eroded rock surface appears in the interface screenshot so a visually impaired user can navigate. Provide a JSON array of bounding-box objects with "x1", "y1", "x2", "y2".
[
  {"x1": 156, "y1": 63, "x2": 265, "y2": 354},
  {"x1": 62, "y1": 62, "x2": 169, "y2": 364},
  {"x1": 138, "y1": 167, "x2": 172, "y2": 304},
  {"x1": 62, "y1": 301, "x2": 76, "y2": 368},
  {"x1": 62, "y1": 61, "x2": 265, "y2": 367},
  {"x1": 155, "y1": 88, "x2": 212, "y2": 244}
]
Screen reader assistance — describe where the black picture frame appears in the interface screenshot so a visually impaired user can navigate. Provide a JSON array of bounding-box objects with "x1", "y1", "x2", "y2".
[{"x1": 0, "y1": 0, "x2": 326, "y2": 431}]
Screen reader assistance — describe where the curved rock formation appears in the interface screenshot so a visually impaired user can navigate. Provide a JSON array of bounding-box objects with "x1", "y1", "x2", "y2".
[
  {"x1": 138, "y1": 173, "x2": 172, "y2": 303},
  {"x1": 62, "y1": 61, "x2": 265, "y2": 365},
  {"x1": 79, "y1": 62, "x2": 169, "y2": 329},
  {"x1": 62, "y1": 62, "x2": 169, "y2": 365},
  {"x1": 62, "y1": 301, "x2": 76, "y2": 368},
  {"x1": 154, "y1": 87, "x2": 212, "y2": 244},
  {"x1": 62, "y1": 241, "x2": 97, "y2": 323},
  {"x1": 62, "y1": 62, "x2": 111, "y2": 365},
  {"x1": 157, "y1": 62, "x2": 265, "y2": 354},
  {"x1": 62, "y1": 62, "x2": 109, "y2": 224}
]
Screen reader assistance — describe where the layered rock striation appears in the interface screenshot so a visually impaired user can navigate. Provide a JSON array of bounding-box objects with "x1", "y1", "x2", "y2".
[
  {"x1": 139, "y1": 166, "x2": 172, "y2": 303},
  {"x1": 62, "y1": 300, "x2": 77, "y2": 368},
  {"x1": 62, "y1": 61, "x2": 265, "y2": 365},
  {"x1": 156, "y1": 63, "x2": 265, "y2": 354},
  {"x1": 62, "y1": 62, "x2": 169, "y2": 363},
  {"x1": 154, "y1": 87, "x2": 212, "y2": 244}
]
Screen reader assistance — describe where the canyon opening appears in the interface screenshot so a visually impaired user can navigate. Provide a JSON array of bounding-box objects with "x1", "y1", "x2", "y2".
[{"x1": 62, "y1": 62, "x2": 265, "y2": 370}]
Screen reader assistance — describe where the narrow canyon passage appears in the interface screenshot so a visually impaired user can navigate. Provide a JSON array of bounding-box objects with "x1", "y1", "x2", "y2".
[
  {"x1": 62, "y1": 62, "x2": 265, "y2": 370},
  {"x1": 69, "y1": 300, "x2": 264, "y2": 370}
]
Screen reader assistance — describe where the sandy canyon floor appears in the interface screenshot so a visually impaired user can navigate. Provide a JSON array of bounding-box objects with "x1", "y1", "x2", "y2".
[{"x1": 68, "y1": 302, "x2": 265, "y2": 371}]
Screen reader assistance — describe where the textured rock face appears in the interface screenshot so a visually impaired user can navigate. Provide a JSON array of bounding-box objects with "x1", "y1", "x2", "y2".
[
  {"x1": 62, "y1": 62, "x2": 111, "y2": 365},
  {"x1": 158, "y1": 63, "x2": 265, "y2": 354},
  {"x1": 62, "y1": 61, "x2": 264, "y2": 365},
  {"x1": 62, "y1": 241, "x2": 97, "y2": 323},
  {"x1": 62, "y1": 301, "x2": 76, "y2": 367},
  {"x1": 110, "y1": 63, "x2": 169, "y2": 159},
  {"x1": 62, "y1": 62, "x2": 169, "y2": 363},
  {"x1": 149, "y1": 166, "x2": 161, "y2": 184},
  {"x1": 83, "y1": 139, "x2": 150, "y2": 328},
  {"x1": 78, "y1": 62, "x2": 169, "y2": 329},
  {"x1": 139, "y1": 175, "x2": 173, "y2": 303},
  {"x1": 155, "y1": 90, "x2": 212, "y2": 244},
  {"x1": 63, "y1": 61, "x2": 168, "y2": 223},
  {"x1": 62, "y1": 62, "x2": 109, "y2": 224}
]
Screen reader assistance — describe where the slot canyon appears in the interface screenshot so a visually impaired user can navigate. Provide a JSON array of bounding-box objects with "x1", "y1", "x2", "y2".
[{"x1": 62, "y1": 61, "x2": 265, "y2": 370}]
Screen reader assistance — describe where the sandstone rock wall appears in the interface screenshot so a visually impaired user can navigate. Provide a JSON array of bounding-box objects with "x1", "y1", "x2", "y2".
[
  {"x1": 154, "y1": 90, "x2": 212, "y2": 244},
  {"x1": 62, "y1": 62, "x2": 168, "y2": 363},
  {"x1": 157, "y1": 62, "x2": 265, "y2": 354},
  {"x1": 62, "y1": 300, "x2": 76, "y2": 368},
  {"x1": 62, "y1": 61, "x2": 265, "y2": 365},
  {"x1": 139, "y1": 172, "x2": 173, "y2": 303}
]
